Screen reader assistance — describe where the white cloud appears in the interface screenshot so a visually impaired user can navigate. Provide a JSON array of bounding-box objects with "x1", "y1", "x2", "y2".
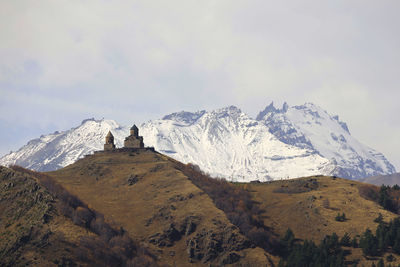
[{"x1": 1, "y1": 0, "x2": 399, "y2": 169}]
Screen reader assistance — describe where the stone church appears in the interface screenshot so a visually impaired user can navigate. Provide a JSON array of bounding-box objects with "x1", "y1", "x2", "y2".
[
  {"x1": 103, "y1": 124, "x2": 145, "y2": 151},
  {"x1": 124, "y1": 124, "x2": 144, "y2": 149},
  {"x1": 104, "y1": 131, "x2": 116, "y2": 151}
]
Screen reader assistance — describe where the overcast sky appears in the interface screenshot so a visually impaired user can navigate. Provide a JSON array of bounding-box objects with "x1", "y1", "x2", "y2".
[{"x1": 1, "y1": 0, "x2": 399, "y2": 170}]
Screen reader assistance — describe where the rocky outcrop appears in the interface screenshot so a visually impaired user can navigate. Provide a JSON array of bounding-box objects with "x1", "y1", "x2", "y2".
[
  {"x1": 127, "y1": 174, "x2": 139, "y2": 185},
  {"x1": 148, "y1": 216, "x2": 200, "y2": 247},
  {"x1": 186, "y1": 225, "x2": 250, "y2": 264}
]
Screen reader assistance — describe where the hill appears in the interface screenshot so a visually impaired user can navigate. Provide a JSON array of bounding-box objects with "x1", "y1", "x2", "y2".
[
  {"x1": 1, "y1": 103, "x2": 395, "y2": 181},
  {"x1": 3, "y1": 147, "x2": 400, "y2": 266},
  {"x1": 46, "y1": 149, "x2": 273, "y2": 266},
  {"x1": 361, "y1": 173, "x2": 400, "y2": 186},
  {"x1": 0, "y1": 166, "x2": 159, "y2": 267},
  {"x1": 246, "y1": 176, "x2": 400, "y2": 266}
]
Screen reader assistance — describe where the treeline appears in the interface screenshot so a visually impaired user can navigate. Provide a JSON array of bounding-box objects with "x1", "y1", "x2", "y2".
[
  {"x1": 359, "y1": 184, "x2": 400, "y2": 213},
  {"x1": 277, "y1": 229, "x2": 351, "y2": 267},
  {"x1": 359, "y1": 217, "x2": 400, "y2": 258},
  {"x1": 175, "y1": 163, "x2": 279, "y2": 253},
  {"x1": 10, "y1": 166, "x2": 160, "y2": 267}
]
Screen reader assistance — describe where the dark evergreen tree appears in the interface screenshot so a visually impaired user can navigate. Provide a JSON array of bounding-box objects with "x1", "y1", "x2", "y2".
[
  {"x1": 280, "y1": 228, "x2": 295, "y2": 256},
  {"x1": 351, "y1": 236, "x2": 358, "y2": 248},
  {"x1": 340, "y1": 232, "x2": 351, "y2": 247},
  {"x1": 379, "y1": 185, "x2": 393, "y2": 211},
  {"x1": 360, "y1": 229, "x2": 378, "y2": 256},
  {"x1": 374, "y1": 213, "x2": 383, "y2": 223}
]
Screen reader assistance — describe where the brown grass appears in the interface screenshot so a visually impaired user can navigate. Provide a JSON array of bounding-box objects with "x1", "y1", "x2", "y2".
[
  {"x1": 45, "y1": 150, "x2": 273, "y2": 266},
  {"x1": 245, "y1": 176, "x2": 400, "y2": 266},
  {"x1": 8, "y1": 165, "x2": 159, "y2": 267},
  {"x1": 174, "y1": 163, "x2": 279, "y2": 253}
]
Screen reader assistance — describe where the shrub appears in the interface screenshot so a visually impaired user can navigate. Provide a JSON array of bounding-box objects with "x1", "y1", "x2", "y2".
[
  {"x1": 335, "y1": 213, "x2": 346, "y2": 222},
  {"x1": 175, "y1": 162, "x2": 278, "y2": 253},
  {"x1": 9, "y1": 165, "x2": 158, "y2": 266},
  {"x1": 374, "y1": 213, "x2": 383, "y2": 223}
]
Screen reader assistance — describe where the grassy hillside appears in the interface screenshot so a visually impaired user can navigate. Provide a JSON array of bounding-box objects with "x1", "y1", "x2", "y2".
[
  {"x1": 0, "y1": 166, "x2": 159, "y2": 267},
  {"x1": 47, "y1": 150, "x2": 273, "y2": 266},
  {"x1": 4, "y1": 147, "x2": 400, "y2": 266},
  {"x1": 246, "y1": 176, "x2": 400, "y2": 266}
]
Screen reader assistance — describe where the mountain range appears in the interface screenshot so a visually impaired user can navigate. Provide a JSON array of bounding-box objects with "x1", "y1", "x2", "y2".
[{"x1": 0, "y1": 102, "x2": 395, "y2": 181}]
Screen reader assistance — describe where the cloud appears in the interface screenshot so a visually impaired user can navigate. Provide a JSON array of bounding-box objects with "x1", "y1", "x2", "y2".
[{"x1": 0, "y1": 0, "x2": 399, "y2": 169}]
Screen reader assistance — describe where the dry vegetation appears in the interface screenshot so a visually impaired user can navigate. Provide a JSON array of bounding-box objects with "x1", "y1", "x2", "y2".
[
  {"x1": 4, "y1": 148, "x2": 399, "y2": 266},
  {"x1": 174, "y1": 163, "x2": 280, "y2": 254},
  {"x1": 246, "y1": 176, "x2": 400, "y2": 266},
  {"x1": 46, "y1": 150, "x2": 272, "y2": 266},
  {"x1": 6, "y1": 166, "x2": 159, "y2": 267}
]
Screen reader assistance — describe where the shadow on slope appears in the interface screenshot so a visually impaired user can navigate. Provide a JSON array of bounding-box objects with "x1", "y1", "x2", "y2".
[{"x1": 2, "y1": 165, "x2": 161, "y2": 267}]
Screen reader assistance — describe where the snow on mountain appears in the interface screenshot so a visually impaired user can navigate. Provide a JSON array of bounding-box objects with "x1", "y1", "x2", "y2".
[
  {"x1": 0, "y1": 103, "x2": 395, "y2": 181},
  {"x1": 256, "y1": 102, "x2": 396, "y2": 179},
  {"x1": 0, "y1": 118, "x2": 129, "y2": 171},
  {"x1": 140, "y1": 106, "x2": 333, "y2": 181}
]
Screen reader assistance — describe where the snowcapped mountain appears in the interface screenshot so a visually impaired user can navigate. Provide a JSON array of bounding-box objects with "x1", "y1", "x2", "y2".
[
  {"x1": 0, "y1": 103, "x2": 395, "y2": 181},
  {"x1": 0, "y1": 119, "x2": 129, "y2": 171},
  {"x1": 140, "y1": 106, "x2": 333, "y2": 181},
  {"x1": 256, "y1": 102, "x2": 396, "y2": 179}
]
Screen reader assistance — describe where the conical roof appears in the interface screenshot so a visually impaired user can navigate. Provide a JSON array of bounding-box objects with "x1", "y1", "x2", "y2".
[
  {"x1": 106, "y1": 131, "x2": 114, "y2": 138},
  {"x1": 130, "y1": 124, "x2": 138, "y2": 130}
]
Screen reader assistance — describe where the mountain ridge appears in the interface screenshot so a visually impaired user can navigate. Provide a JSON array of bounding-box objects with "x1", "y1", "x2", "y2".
[{"x1": 0, "y1": 103, "x2": 395, "y2": 181}]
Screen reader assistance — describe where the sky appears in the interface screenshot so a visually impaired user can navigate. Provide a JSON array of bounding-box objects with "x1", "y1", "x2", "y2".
[{"x1": 0, "y1": 1, "x2": 399, "y2": 170}]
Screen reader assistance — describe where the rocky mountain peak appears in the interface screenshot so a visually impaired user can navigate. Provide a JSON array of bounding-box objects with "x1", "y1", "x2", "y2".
[
  {"x1": 162, "y1": 110, "x2": 206, "y2": 125},
  {"x1": 0, "y1": 103, "x2": 395, "y2": 181}
]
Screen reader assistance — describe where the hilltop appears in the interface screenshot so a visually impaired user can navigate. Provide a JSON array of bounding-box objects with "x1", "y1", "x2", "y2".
[
  {"x1": 43, "y1": 148, "x2": 399, "y2": 266},
  {"x1": 46, "y1": 149, "x2": 273, "y2": 266},
  {"x1": 2, "y1": 142, "x2": 399, "y2": 266}
]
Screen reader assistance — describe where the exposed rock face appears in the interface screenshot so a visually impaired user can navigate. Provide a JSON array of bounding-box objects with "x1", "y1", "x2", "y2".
[
  {"x1": 149, "y1": 223, "x2": 182, "y2": 247},
  {"x1": 127, "y1": 174, "x2": 139, "y2": 185},
  {"x1": 186, "y1": 224, "x2": 250, "y2": 264},
  {"x1": 148, "y1": 216, "x2": 200, "y2": 247},
  {"x1": 147, "y1": 212, "x2": 250, "y2": 264},
  {"x1": 256, "y1": 102, "x2": 396, "y2": 179}
]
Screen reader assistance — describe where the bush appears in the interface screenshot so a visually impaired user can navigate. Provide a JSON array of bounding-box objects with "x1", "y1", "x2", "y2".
[
  {"x1": 175, "y1": 162, "x2": 278, "y2": 253},
  {"x1": 358, "y1": 184, "x2": 379, "y2": 201},
  {"x1": 9, "y1": 165, "x2": 158, "y2": 266},
  {"x1": 335, "y1": 213, "x2": 346, "y2": 222},
  {"x1": 386, "y1": 254, "x2": 395, "y2": 262},
  {"x1": 359, "y1": 183, "x2": 400, "y2": 214}
]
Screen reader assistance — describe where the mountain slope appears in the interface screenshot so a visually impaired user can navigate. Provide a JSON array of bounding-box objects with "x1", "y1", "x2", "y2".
[
  {"x1": 361, "y1": 173, "x2": 400, "y2": 186},
  {"x1": 257, "y1": 102, "x2": 395, "y2": 179},
  {"x1": 246, "y1": 176, "x2": 400, "y2": 266},
  {"x1": 140, "y1": 106, "x2": 333, "y2": 181},
  {"x1": 0, "y1": 166, "x2": 158, "y2": 267},
  {"x1": 0, "y1": 103, "x2": 395, "y2": 181},
  {"x1": 46, "y1": 149, "x2": 273, "y2": 266},
  {"x1": 0, "y1": 119, "x2": 128, "y2": 171},
  {"x1": 5, "y1": 148, "x2": 399, "y2": 266}
]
